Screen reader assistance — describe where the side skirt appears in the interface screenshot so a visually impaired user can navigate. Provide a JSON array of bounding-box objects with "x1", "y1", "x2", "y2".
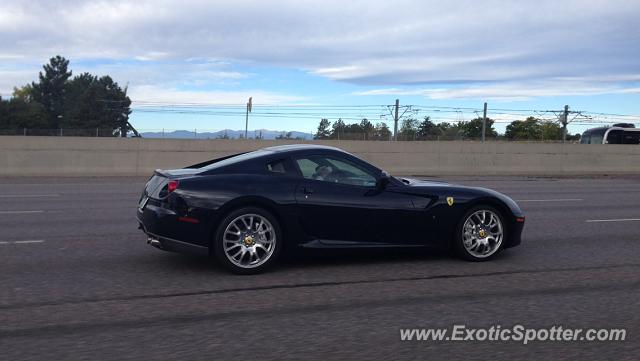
[{"x1": 299, "y1": 239, "x2": 427, "y2": 249}]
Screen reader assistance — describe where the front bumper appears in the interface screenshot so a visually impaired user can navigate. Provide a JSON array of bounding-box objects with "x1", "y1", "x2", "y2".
[{"x1": 504, "y1": 218, "x2": 524, "y2": 248}]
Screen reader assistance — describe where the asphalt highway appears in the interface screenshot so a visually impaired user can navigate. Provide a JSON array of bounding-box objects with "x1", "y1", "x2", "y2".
[{"x1": 1, "y1": 175, "x2": 639, "y2": 360}]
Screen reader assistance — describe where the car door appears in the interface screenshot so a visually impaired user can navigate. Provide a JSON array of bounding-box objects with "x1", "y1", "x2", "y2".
[{"x1": 293, "y1": 154, "x2": 423, "y2": 245}]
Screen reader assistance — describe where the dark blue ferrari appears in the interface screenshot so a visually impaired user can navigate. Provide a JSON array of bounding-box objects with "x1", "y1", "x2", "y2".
[{"x1": 137, "y1": 144, "x2": 524, "y2": 274}]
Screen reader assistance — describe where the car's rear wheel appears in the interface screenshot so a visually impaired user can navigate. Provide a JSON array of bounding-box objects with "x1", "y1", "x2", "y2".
[
  {"x1": 454, "y1": 205, "x2": 505, "y2": 261},
  {"x1": 213, "y1": 207, "x2": 282, "y2": 274}
]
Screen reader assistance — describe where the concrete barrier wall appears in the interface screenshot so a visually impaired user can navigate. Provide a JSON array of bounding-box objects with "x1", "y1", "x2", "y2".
[{"x1": 1, "y1": 136, "x2": 639, "y2": 176}]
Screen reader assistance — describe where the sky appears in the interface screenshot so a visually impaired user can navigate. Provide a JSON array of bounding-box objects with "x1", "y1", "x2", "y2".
[{"x1": 1, "y1": 0, "x2": 639, "y2": 135}]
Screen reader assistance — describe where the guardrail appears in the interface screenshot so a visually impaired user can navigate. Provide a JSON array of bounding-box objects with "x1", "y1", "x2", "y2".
[{"x1": 0, "y1": 136, "x2": 638, "y2": 176}]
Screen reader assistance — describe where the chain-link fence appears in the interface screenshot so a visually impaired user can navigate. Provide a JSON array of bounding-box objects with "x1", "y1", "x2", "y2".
[
  {"x1": 0, "y1": 128, "x2": 123, "y2": 137},
  {"x1": 0, "y1": 128, "x2": 578, "y2": 142}
]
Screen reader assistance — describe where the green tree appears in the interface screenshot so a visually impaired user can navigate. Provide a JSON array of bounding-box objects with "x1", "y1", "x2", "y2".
[
  {"x1": 343, "y1": 122, "x2": 364, "y2": 140},
  {"x1": 438, "y1": 122, "x2": 461, "y2": 139},
  {"x1": 458, "y1": 117, "x2": 497, "y2": 139},
  {"x1": 5, "y1": 56, "x2": 132, "y2": 136},
  {"x1": 417, "y1": 116, "x2": 442, "y2": 139},
  {"x1": 359, "y1": 118, "x2": 374, "y2": 140},
  {"x1": 505, "y1": 117, "x2": 541, "y2": 140},
  {"x1": 315, "y1": 118, "x2": 331, "y2": 139},
  {"x1": 374, "y1": 122, "x2": 391, "y2": 140},
  {"x1": 540, "y1": 120, "x2": 563, "y2": 141},
  {"x1": 566, "y1": 132, "x2": 581, "y2": 142},
  {"x1": 63, "y1": 73, "x2": 132, "y2": 136},
  {"x1": 30, "y1": 56, "x2": 72, "y2": 128},
  {"x1": 399, "y1": 117, "x2": 419, "y2": 140},
  {"x1": 276, "y1": 131, "x2": 304, "y2": 140},
  {"x1": 0, "y1": 96, "x2": 49, "y2": 132},
  {"x1": 12, "y1": 85, "x2": 34, "y2": 102},
  {"x1": 331, "y1": 118, "x2": 346, "y2": 139},
  {"x1": 505, "y1": 117, "x2": 564, "y2": 141}
]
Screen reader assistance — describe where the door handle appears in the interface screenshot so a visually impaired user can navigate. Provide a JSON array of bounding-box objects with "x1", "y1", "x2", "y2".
[{"x1": 303, "y1": 186, "x2": 314, "y2": 194}]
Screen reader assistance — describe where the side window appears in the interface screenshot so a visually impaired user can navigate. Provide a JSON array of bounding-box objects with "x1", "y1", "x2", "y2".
[
  {"x1": 296, "y1": 158, "x2": 319, "y2": 177},
  {"x1": 295, "y1": 156, "x2": 376, "y2": 187},
  {"x1": 606, "y1": 130, "x2": 624, "y2": 144},
  {"x1": 266, "y1": 159, "x2": 287, "y2": 174},
  {"x1": 622, "y1": 132, "x2": 640, "y2": 145}
]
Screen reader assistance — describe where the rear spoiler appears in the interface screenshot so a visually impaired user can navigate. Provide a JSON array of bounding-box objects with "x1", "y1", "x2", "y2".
[
  {"x1": 154, "y1": 168, "x2": 203, "y2": 178},
  {"x1": 154, "y1": 169, "x2": 173, "y2": 178},
  {"x1": 184, "y1": 152, "x2": 248, "y2": 169}
]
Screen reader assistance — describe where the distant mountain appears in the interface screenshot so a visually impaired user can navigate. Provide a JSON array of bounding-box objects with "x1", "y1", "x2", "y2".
[{"x1": 139, "y1": 129, "x2": 314, "y2": 140}]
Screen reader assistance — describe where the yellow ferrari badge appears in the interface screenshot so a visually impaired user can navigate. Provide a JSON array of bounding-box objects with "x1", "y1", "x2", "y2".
[{"x1": 446, "y1": 197, "x2": 454, "y2": 206}]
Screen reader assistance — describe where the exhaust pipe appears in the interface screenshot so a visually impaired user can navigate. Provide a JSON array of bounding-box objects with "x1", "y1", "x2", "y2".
[{"x1": 147, "y1": 236, "x2": 163, "y2": 250}]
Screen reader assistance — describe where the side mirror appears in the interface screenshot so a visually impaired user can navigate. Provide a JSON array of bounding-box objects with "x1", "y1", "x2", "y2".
[{"x1": 376, "y1": 171, "x2": 391, "y2": 190}]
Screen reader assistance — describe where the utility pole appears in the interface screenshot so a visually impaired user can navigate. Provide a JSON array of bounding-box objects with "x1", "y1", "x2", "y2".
[
  {"x1": 562, "y1": 105, "x2": 569, "y2": 143},
  {"x1": 482, "y1": 102, "x2": 487, "y2": 142},
  {"x1": 245, "y1": 97, "x2": 252, "y2": 139},
  {"x1": 393, "y1": 98, "x2": 399, "y2": 141}
]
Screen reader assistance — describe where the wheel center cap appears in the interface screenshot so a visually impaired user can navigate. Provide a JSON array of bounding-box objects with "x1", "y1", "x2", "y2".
[
  {"x1": 478, "y1": 229, "x2": 487, "y2": 238},
  {"x1": 243, "y1": 235, "x2": 254, "y2": 246}
]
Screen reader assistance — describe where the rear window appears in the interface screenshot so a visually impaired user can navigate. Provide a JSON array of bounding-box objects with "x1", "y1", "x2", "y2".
[
  {"x1": 623, "y1": 131, "x2": 640, "y2": 144},
  {"x1": 606, "y1": 130, "x2": 624, "y2": 144},
  {"x1": 142, "y1": 175, "x2": 168, "y2": 198},
  {"x1": 199, "y1": 150, "x2": 273, "y2": 171}
]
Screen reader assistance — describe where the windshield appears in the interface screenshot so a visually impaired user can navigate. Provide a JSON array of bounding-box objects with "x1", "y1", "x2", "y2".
[{"x1": 581, "y1": 128, "x2": 606, "y2": 144}]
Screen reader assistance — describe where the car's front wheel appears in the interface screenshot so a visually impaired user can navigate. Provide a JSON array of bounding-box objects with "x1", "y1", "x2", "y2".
[
  {"x1": 213, "y1": 207, "x2": 282, "y2": 274},
  {"x1": 454, "y1": 205, "x2": 506, "y2": 261}
]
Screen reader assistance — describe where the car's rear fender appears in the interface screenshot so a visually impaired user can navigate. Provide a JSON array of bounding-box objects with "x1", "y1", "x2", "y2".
[{"x1": 207, "y1": 195, "x2": 301, "y2": 253}]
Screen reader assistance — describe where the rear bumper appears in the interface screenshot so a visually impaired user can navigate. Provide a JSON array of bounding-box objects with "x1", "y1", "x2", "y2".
[
  {"x1": 142, "y1": 229, "x2": 208, "y2": 256},
  {"x1": 137, "y1": 202, "x2": 210, "y2": 255}
]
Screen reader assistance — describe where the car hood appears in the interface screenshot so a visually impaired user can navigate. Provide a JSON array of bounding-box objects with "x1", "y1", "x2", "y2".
[
  {"x1": 398, "y1": 177, "x2": 452, "y2": 187},
  {"x1": 396, "y1": 177, "x2": 523, "y2": 217}
]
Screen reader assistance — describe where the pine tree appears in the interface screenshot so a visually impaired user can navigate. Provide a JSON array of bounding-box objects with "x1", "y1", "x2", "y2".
[
  {"x1": 315, "y1": 118, "x2": 331, "y2": 139},
  {"x1": 31, "y1": 56, "x2": 72, "y2": 128}
]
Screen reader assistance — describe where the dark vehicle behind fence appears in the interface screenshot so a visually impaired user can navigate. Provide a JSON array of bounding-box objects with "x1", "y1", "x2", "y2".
[{"x1": 580, "y1": 123, "x2": 640, "y2": 144}]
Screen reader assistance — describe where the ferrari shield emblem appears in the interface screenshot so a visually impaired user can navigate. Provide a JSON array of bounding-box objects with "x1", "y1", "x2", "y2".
[{"x1": 446, "y1": 197, "x2": 454, "y2": 206}]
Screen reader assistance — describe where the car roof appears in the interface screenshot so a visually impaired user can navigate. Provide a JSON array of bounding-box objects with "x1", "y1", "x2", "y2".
[
  {"x1": 197, "y1": 144, "x2": 352, "y2": 173},
  {"x1": 261, "y1": 144, "x2": 344, "y2": 153},
  {"x1": 583, "y1": 126, "x2": 640, "y2": 134}
]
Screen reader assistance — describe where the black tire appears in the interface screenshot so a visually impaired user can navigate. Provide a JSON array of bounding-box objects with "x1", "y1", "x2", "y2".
[
  {"x1": 213, "y1": 207, "x2": 282, "y2": 274},
  {"x1": 454, "y1": 205, "x2": 506, "y2": 262}
]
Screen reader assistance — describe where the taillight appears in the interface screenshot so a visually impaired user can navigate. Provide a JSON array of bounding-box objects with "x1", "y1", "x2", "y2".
[{"x1": 167, "y1": 180, "x2": 179, "y2": 194}]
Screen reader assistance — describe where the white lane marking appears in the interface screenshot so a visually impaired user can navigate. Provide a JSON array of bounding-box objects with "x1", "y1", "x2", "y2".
[
  {"x1": 586, "y1": 218, "x2": 640, "y2": 223},
  {"x1": 0, "y1": 240, "x2": 45, "y2": 245},
  {"x1": 0, "y1": 210, "x2": 45, "y2": 214},
  {"x1": 516, "y1": 198, "x2": 583, "y2": 202},
  {"x1": 0, "y1": 194, "x2": 59, "y2": 198}
]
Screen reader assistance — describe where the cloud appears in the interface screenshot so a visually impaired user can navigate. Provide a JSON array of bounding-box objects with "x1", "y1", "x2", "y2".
[
  {"x1": 0, "y1": 57, "x2": 253, "y2": 95},
  {"x1": 128, "y1": 85, "x2": 305, "y2": 105},
  {"x1": 0, "y1": 0, "x2": 639, "y2": 99},
  {"x1": 354, "y1": 80, "x2": 640, "y2": 101}
]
